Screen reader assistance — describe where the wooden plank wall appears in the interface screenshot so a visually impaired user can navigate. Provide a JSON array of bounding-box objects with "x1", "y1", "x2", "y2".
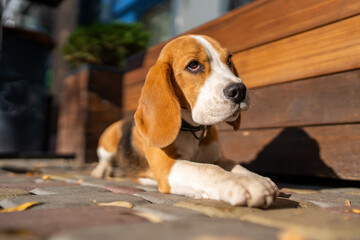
[{"x1": 120, "y1": 0, "x2": 360, "y2": 180}]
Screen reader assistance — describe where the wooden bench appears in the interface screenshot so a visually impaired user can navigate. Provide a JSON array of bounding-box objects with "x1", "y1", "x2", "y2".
[{"x1": 120, "y1": 0, "x2": 360, "y2": 180}]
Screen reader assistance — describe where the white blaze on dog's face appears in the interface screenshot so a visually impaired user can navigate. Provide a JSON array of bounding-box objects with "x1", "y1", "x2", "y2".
[
  {"x1": 190, "y1": 35, "x2": 249, "y2": 125},
  {"x1": 163, "y1": 35, "x2": 250, "y2": 126}
]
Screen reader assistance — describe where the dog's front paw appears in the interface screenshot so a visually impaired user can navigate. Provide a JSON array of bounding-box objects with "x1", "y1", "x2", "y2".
[{"x1": 219, "y1": 175, "x2": 278, "y2": 208}]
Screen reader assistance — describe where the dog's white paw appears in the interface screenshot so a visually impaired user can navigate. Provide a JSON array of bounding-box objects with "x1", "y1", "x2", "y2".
[
  {"x1": 218, "y1": 174, "x2": 278, "y2": 208},
  {"x1": 91, "y1": 161, "x2": 113, "y2": 178}
]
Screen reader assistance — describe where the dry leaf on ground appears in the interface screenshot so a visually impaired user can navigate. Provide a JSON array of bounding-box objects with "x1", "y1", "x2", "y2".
[
  {"x1": 0, "y1": 201, "x2": 38, "y2": 213},
  {"x1": 352, "y1": 209, "x2": 360, "y2": 214},
  {"x1": 278, "y1": 229, "x2": 305, "y2": 240},
  {"x1": 93, "y1": 200, "x2": 134, "y2": 208},
  {"x1": 344, "y1": 199, "x2": 351, "y2": 206},
  {"x1": 133, "y1": 211, "x2": 163, "y2": 223}
]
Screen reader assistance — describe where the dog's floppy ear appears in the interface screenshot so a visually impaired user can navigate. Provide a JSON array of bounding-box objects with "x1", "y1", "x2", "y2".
[
  {"x1": 134, "y1": 62, "x2": 181, "y2": 148},
  {"x1": 226, "y1": 113, "x2": 241, "y2": 131}
]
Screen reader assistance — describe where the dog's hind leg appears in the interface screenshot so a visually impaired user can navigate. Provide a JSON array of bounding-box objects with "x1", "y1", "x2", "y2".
[
  {"x1": 91, "y1": 121, "x2": 122, "y2": 178},
  {"x1": 91, "y1": 147, "x2": 115, "y2": 178}
]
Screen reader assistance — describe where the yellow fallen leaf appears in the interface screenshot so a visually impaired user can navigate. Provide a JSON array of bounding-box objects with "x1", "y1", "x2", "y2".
[
  {"x1": 352, "y1": 209, "x2": 360, "y2": 214},
  {"x1": 134, "y1": 211, "x2": 163, "y2": 223},
  {"x1": 0, "y1": 201, "x2": 38, "y2": 213},
  {"x1": 106, "y1": 176, "x2": 132, "y2": 182},
  {"x1": 42, "y1": 175, "x2": 67, "y2": 181},
  {"x1": 42, "y1": 175, "x2": 51, "y2": 180},
  {"x1": 278, "y1": 229, "x2": 305, "y2": 240},
  {"x1": 344, "y1": 199, "x2": 351, "y2": 206},
  {"x1": 94, "y1": 200, "x2": 134, "y2": 209}
]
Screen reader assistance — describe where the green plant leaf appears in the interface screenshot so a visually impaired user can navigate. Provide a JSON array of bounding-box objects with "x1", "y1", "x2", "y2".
[{"x1": 62, "y1": 22, "x2": 151, "y2": 68}]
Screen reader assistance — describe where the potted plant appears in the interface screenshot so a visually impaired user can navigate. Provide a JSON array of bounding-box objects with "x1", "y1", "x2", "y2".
[
  {"x1": 57, "y1": 22, "x2": 150, "y2": 164},
  {"x1": 62, "y1": 22, "x2": 150, "y2": 68}
]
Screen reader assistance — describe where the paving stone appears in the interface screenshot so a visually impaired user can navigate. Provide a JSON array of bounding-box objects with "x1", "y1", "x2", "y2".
[
  {"x1": 243, "y1": 209, "x2": 360, "y2": 240},
  {"x1": 175, "y1": 198, "x2": 265, "y2": 219},
  {"x1": 77, "y1": 179, "x2": 109, "y2": 188},
  {"x1": 0, "y1": 175, "x2": 38, "y2": 184},
  {"x1": 107, "y1": 179, "x2": 141, "y2": 187},
  {"x1": 0, "y1": 206, "x2": 148, "y2": 238},
  {"x1": 0, "y1": 231, "x2": 39, "y2": 240},
  {"x1": 133, "y1": 191, "x2": 189, "y2": 205},
  {"x1": 51, "y1": 218, "x2": 280, "y2": 240},
  {"x1": 40, "y1": 173, "x2": 81, "y2": 183},
  {"x1": 2, "y1": 166, "x2": 359, "y2": 240},
  {"x1": 134, "y1": 203, "x2": 208, "y2": 221},
  {"x1": 174, "y1": 198, "x2": 360, "y2": 240},
  {"x1": 103, "y1": 185, "x2": 144, "y2": 194},
  {"x1": 320, "y1": 187, "x2": 360, "y2": 194},
  {"x1": 30, "y1": 185, "x2": 110, "y2": 196},
  {"x1": 0, "y1": 181, "x2": 79, "y2": 192},
  {"x1": 289, "y1": 191, "x2": 360, "y2": 208},
  {"x1": 174, "y1": 197, "x2": 320, "y2": 219},
  {"x1": 81, "y1": 179, "x2": 139, "y2": 188},
  {"x1": 323, "y1": 205, "x2": 360, "y2": 217},
  {"x1": 134, "y1": 185, "x2": 158, "y2": 192},
  {"x1": 0, "y1": 192, "x2": 150, "y2": 209},
  {"x1": 0, "y1": 159, "x2": 74, "y2": 170},
  {"x1": 0, "y1": 169, "x2": 10, "y2": 175},
  {"x1": 0, "y1": 164, "x2": 38, "y2": 174},
  {"x1": 77, "y1": 176, "x2": 138, "y2": 188},
  {"x1": 0, "y1": 188, "x2": 30, "y2": 200},
  {"x1": 277, "y1": 183, "x2": 324, "y2": 191}
]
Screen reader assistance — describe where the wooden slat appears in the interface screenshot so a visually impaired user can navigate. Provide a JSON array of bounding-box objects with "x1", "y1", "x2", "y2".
[
  {"x1": 240, "y1": 70, "x2": 360, "y2": 129},
  {"x1": 236, "y1": 14, "x2": 360, "y2": 88},
  {"x1": 125, "y1": 0, "x2": 360, "y2": 72},
  {"x1": 192, "y1": 0, "x2": 360, "y2": 54},
  {"x1": 123, "y1": 67, "x2": 148, "y2": 86},
  {"x1": 219, "y1": 124, "x2": 360, "y2": 180}
]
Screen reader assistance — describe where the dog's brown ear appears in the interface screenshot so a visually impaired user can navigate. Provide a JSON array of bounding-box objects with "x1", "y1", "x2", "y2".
[
  {"x1": 134, "y1": 62, "x2": 181, "y2": 148},
  {"x1": 226, "y1": 113, "x2": 241, "y2": 131}
]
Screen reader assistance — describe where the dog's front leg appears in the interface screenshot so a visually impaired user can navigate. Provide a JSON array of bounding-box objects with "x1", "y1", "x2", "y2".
[{"x1": 146, "y1": 146, "x2": 276, "y2": 207}]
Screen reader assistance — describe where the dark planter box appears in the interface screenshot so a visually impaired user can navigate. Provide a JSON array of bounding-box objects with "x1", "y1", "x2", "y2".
[
  {"x1": 0, "y1": 111, "x2": 45, "y2": 153},
  {"x1": 0, "y1": 27, "x2": 55, "y2": 155},
  {"x1": 0, "y1": 81, "x2": 47, "y2": 154},
  {"x1": 56, "y1": 64, "x2": 124, "y2": 164}
]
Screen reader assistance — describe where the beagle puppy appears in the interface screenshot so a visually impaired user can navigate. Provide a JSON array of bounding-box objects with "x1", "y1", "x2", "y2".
[{"x1": 91, "y1": 35, "x2": 278, "y2": 208}]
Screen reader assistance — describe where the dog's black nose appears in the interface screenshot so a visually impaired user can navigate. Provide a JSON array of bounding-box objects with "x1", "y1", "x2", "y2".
[{"x1": 223, "y1": 83, "x2": 247, "y2": 104}]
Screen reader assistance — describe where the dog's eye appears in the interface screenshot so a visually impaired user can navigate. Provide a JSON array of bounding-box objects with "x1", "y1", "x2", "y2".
[
  {"x1": 187, "y1": 61, "x2": 201, "y2": 72},
  {"x1": 227, "y1": 55, "x2": 233, "y2": 67}
]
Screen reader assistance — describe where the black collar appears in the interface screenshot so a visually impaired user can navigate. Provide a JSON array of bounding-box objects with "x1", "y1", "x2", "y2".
[{"x1": 180, "y1": 119, "x2": 210, "y2": 140}]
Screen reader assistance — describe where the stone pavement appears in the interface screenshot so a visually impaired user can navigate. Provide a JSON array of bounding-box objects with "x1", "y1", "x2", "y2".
[{"x1": 0, "y1": 159, "x2": 360, "y2": 240}]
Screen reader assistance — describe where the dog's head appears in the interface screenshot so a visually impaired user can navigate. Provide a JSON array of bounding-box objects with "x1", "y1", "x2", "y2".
[{"x1": 135, "y1": 35, "x2": 250, "y2": 148}]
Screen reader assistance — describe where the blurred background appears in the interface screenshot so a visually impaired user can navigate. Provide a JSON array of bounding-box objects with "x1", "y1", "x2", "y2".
[{"x1": 0, "y1": 0, "x2": 253, "y2": 157}]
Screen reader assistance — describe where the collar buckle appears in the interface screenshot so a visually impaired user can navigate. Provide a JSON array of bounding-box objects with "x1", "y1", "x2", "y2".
[{"x1": 180, "y1": 119, "x2": 209, "y2": 141}]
